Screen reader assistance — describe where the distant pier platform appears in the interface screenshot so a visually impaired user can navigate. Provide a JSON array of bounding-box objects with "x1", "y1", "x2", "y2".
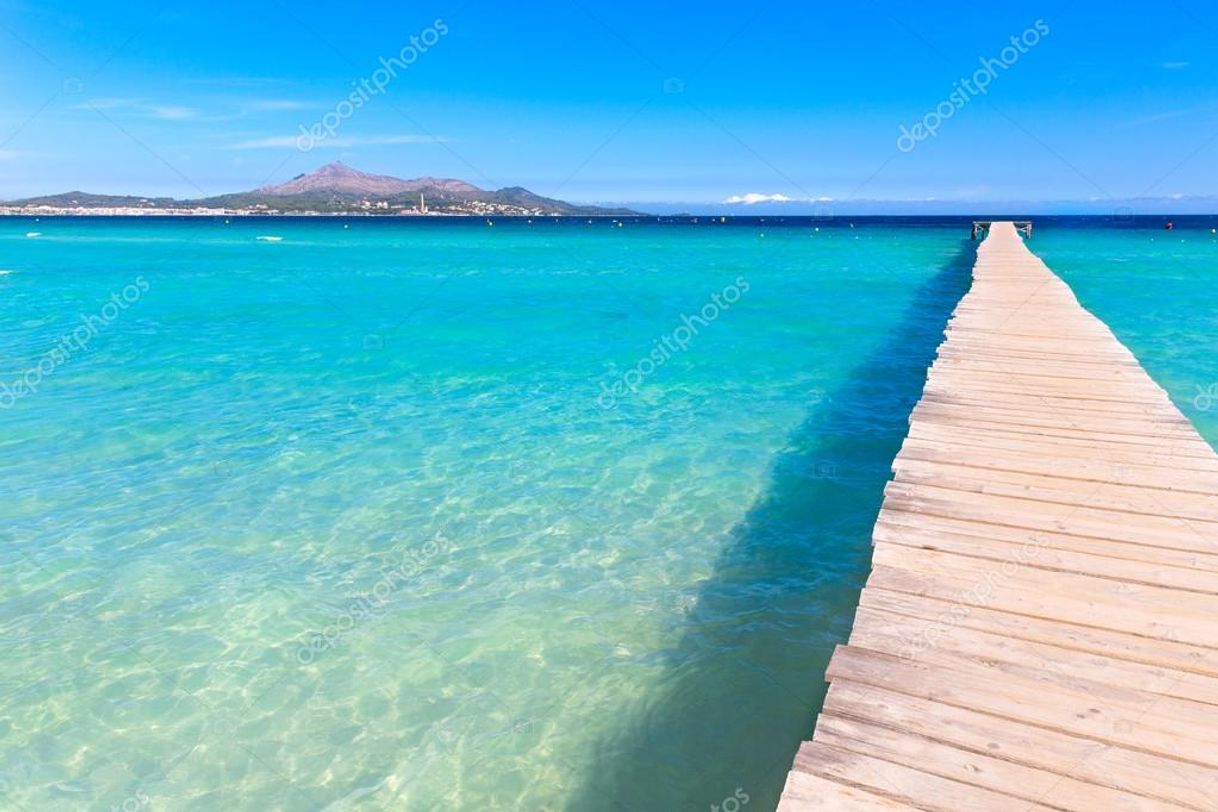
[
  {"x1": 778, "y1": 222, "x2": 1218, "y2": 810},
  {"x1": 972, "y1": 220, "x2": 1032, "y2": 239}
]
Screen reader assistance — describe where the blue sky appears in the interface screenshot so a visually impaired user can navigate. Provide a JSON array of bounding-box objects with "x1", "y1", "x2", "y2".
[{"x1": 1, "y1": 0, "x2": 1215, "y2": 206}]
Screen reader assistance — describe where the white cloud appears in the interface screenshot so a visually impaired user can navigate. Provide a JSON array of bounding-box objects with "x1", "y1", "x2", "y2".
[
  {"x1": 77, "y1": 96, "x2": 330, "y2": 124},
  {"x1": 78, "y1": 98, "x2": 198, "y2": 120},
  {"x1": 1116, "y1": 108, "x2": 1191, "y2": 129},
  {"x1": 717, "y1": 193, "x2": 838, "y2": 208},
  {"x1": 248, "y1": 99, "x2": 310, "y2": 111},
  {"x1": 1162, "y1": 61, "x2": 1190, "y2": 69},
  {"x1": 230, "y1": 134, "x2": 449, "y2": 149},
  {"x1": 721, "y1": 192, "x2": 834, "y2": 205},
  {"x1": 230, "y1": 136, "x2": 300, "y2": 148},
  {"x1": 77, "y1": 97, "x2": 141, "y2": 110},
  {"x1": 723, "y1": 192, "x2": 793, "y2": 205},
  {"x1": 0, "y1": 149, "x2": 16, "y2": 160},
  {"x1": 184, "y1": 76, "x2": 290, "y2": 88},
  {"x1": 150, "y1": 105, "x2": 199, "y2": 120}
]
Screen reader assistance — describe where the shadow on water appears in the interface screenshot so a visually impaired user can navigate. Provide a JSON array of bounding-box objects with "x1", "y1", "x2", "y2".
[{"x1": 566, "y1": 240, "x2": 977, "y2": 812}]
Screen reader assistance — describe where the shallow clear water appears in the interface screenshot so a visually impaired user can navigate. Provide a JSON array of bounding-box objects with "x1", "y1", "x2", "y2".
[{"x1": 0, "y1": 217, "x2": 1211, "y2": 811}]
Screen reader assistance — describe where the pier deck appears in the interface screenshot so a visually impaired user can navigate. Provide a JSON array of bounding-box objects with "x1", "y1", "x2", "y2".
[{"x1": 778, "y1": 222, "x2": 1218, "y2": 810}]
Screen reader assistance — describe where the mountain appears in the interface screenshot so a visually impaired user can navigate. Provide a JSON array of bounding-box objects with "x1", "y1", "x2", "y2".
[
  {"x1": 3, "y1": 162, "x2": 641, "y2": 216},
  {"x1": 9, "y1": 191, "x2": 182, "y2": 208},
  {"x1": 254, "y1": 162, "x2": 481, "y2": 198}
]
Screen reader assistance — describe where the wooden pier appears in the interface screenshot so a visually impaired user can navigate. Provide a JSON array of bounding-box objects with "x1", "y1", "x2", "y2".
[
  {"x1": 972, "y1": 220, "x2": 1032, "y2": 239},
  {"x1": 778, "y1": 222, "x2": 1218, "y2": 810}
]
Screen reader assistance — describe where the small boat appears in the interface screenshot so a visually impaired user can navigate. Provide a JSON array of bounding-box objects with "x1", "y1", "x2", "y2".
[
  {"x1": 25, "y1": 232, "x2": 41, "y2": 238},
  {"x1": 256, "y1": 235, "x2": 283, "y2": 242}
]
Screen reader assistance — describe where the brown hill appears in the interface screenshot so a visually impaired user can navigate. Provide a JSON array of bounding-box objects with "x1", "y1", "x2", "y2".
[{"x1": 256, "y1": 162, "x2": 481, "y2": 197}]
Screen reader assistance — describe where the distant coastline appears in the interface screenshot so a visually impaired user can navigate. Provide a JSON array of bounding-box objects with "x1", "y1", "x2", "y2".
[
  {"x1": 0, "y1": 161, "x2": 642, "y2": 219},
  {"x1": 0, "y1": 209, "x2": 628, "y2": 219},
  {"x1": 8, "y1": 161, "x2": 1218, "y2": 219}
]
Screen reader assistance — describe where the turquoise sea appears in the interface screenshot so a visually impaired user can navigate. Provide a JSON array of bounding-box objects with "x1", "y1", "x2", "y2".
[{"x1": 1, "y1": 217, "x2": 1215, "y2": 810}]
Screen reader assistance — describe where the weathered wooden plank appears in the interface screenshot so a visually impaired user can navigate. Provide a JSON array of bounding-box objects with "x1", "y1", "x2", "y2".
[
  {"x1": 908, "y1": 421, "x2": 1218, "y2": 461},
  {"x1": 882, "y1": 486, "x2": 1218, "y2": 556},
  {"x1": 894, "y1": 439, "x2": 1218, "y2": 493},
  {"x1": 778, "y1": 769, "x2": 924, "y2": 810},
  {"x1": 866, "y1": 562, "x2": 1213, "y2": 650},
  {"x1": 908, "y1": 408, "x2": 1211, "y2": 450},
  {"x1": 872, "y1": 516, "x2": 1218, "y2": 588},
  {"x1": 812, "y1": 713, "x2": 1194, "y2": 811},
  {"x1": 889, "y1": 459, "x2": 1218, "y2": 524},
  {"x1": 875, "y1": 508, "x2": 1218, "y2": 571},
  {"x1": 903, "y1": 424, "x2": 1218, "y2": 471},
  {"x1": 822, "y1": 681, "x2": 1218, "y2": 810},
  {"x1": 848, "y1": 606, "x2": 1218, "y2": 706},
  {"x1": 826, "y1": 645, "x2": 1218, "y2": 766},
  {"x1": 869, "y1": 544, "x2": 1218, "y2": 648},
  {"x1": 913, "y1": 396, "x2": 1198, "y2": 435},
  {"x1": 910, "y1": 401, "x2": 1202, "y2": 443},
  {"x1": 791, "y1": 741, "x2": 1060, "y2": 811},
  {"x1": 857, "y1": 587, "x2": 1218, "y2": 677}
]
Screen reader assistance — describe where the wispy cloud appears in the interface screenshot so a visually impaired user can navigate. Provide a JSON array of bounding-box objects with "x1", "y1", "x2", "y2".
[
  {"x1": 80, "y1": 97, "x2": 141, "y2": 110},
  {"x1": 1115, "y1": 108, "x2": 1193, "y2": 129},
  {"x1": 149, "y1": 105, "x2": 199, "y2": 120},
  {"x1": 78, "y1": 98, "x2": 199, "y2": 120},
  {"x1": 0, "y1": 149, "x2": 59, "y2": 161},
  {"x1": 1162, "y1": 61, "x2": 1190, "y2": 69},
  {"x1": 77, "y1": 98, "x2": 302, "y2": 124},
  {"x1": 183, "y1": 76, "x2": 291, "y2": 88},
  {"x1": 722, "y1": 192, "x2": 833, "y2": 205},
  {"x1": 247, "y1": 99, "x2": 311, "y2": 111},
  {"x1": 723, "y1": 192, "x2": 792, "y2": 205},
  {"x1": 230, "y1": 134, "x2": 450, "y2": 149},
  {"x1": 80, "y1": 96, "x2": 315, "y2": 122}
]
